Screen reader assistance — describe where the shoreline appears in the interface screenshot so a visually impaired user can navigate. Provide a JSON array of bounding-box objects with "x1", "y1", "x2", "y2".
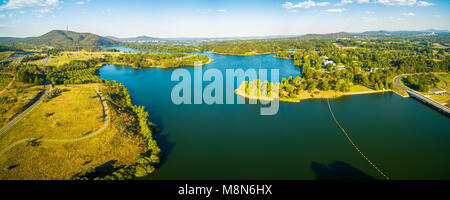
[{"x1": 235, "y1": 88, "x2": 400, "y2": 103}]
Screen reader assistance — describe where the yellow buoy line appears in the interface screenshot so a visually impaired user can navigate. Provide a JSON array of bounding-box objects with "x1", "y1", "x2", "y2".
[{"x1": 326, "y1": 98, "x2": 391, "y2": 180}]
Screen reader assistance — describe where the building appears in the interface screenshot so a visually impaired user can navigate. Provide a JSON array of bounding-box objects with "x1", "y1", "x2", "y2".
[
  {"x1": 429, "y1": 89, "x2": 447, "y2": 95},
  {"x1": 336, "y1": 64, "x2": 345, "y2": 70},
  {"x1": 323, "y1": 60, "x2": 334, "y2": 65}
]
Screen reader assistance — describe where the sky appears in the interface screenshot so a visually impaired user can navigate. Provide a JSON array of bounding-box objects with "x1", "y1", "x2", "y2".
[{"x1": 0, "y1": 0, "x2": 449, "y2": 38}]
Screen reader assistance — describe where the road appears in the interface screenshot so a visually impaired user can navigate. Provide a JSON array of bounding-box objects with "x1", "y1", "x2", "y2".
[
  {"x1": 0, "y1": 86, "x2": 109, "y2": 155},
  {"x1": 0, "y1": 84, "x2": 50, "y2": 136},
  {"x1": 393, "y1": 74, "x2": 450, "y2": 115}
]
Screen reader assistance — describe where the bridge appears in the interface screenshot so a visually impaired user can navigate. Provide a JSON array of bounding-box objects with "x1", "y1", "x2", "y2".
[{"x1": 394, "y1": 74, "x2": 450, "y2": 117}]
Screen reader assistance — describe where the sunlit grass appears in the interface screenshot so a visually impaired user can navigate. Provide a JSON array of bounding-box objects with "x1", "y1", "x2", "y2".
[{"x1": 0, "y1": 84, "x2": 143, "y2": 180}]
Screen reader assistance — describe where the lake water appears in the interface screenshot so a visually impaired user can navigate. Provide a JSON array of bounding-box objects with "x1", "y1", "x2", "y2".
[{"x1": 99, "y1": 49, "x2": 450, "y2": 180}]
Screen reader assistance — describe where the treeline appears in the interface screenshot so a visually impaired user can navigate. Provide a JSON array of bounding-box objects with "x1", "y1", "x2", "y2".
[
  {"x1": 13, "y1": 64, "x2": 45, "y2": 85},
  {"x1": 21, "y1": 54, "x2": 47, "y2": 62},
  {"x1": 404, "y1": 73, "x2": 441, "y2": 92},
  {"x1": 123, "y1": 43, "x2": 204, "y2": 53},
  {"x1": 71, "y1": 81, "x2": 161, "y2": 180},
  {"x1": 0, "y1": 45, "x2": 23, "y2": 52}
]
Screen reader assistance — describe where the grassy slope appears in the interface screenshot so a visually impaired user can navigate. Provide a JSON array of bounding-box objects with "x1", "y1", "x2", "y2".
[
  {"x1": 0, "y1": 84, "x2": 143, "y2": 180},
  {"x1": 0, "y1": 74, "x2": 13, "y2": 91},
  {"x1": 0, "y1": 82, "x2": 45, "y2": 128},
  {"x1": 44, "y1": 51, "x2": 121, "y2": 67}
]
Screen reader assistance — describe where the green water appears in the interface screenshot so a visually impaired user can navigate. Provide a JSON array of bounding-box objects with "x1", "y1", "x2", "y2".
[{"x1": 99, "y1": 50, "x2": 450, "y2": 180}]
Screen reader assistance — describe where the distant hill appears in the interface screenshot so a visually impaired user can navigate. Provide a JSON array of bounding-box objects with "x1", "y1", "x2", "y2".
[
  {"x1": 106, "y1": 35, "x2": 164, "y2": 43},
  {"x1": 297, "y1": 30, "x2": 450, "y2": 39},
  {"x1": 0, "y1": 30, "x2": 120, "y2": 49}
]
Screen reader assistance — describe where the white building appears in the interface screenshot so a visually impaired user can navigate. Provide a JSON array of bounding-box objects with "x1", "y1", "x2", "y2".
[{"x1": 336, "y1": 64, "x2": 345, "y2": 70}]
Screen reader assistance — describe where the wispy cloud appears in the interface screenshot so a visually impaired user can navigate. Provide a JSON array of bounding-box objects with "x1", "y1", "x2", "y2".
[
  {"x1": 0, "y1": 0, "x2": 60, "y2": 11},
  {"x1": 282, "y1": 0, "x2": 316, "y2": 9},
  {"x1": 317, "y1": 2, "x2": 330, "y2": 6},
  {"x1": 356, "y1": 0, "x2": 370, "y2": 3},
  {"x1": 76, "y1": 1, "x2": 85, "y2": 5},
  {"x1": 282, "y1": 0, "x2": 330, "y2": 10},
  {"x1": 335, "y1": 0, "x2": 352, "y2": 6},
  {"x1": 376, "y1": 0, "x2": 434, "y2": 6},
  {"x1": 322, "y1": 8, "x2": 346, "y2": 14},
  {"x1": 217, "y1": 9, "x2": 226, "y2": 13}
]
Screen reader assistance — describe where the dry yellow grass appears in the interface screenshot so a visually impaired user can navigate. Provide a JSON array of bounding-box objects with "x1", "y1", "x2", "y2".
[
  {"x1": 0, "y1": 84, "x2": 143, "y2": 180},
  {"x1": 346, "y1": 84, "x2": 374, "y2": 93},
  {"x1": 430, "y1": 95, "x2": 450, "y2": 107},
  {"x1": 0, "y1": 126, "x2": 142, "y2": 180},
  {"x1": 45, "y1": 51, "x2": 121, "y2": 67},
  {"x1": 0, "y1": 82, "x2": 45, "y2": 128},
  {"x1": 0, "y1": 84, "x2": 104, "y2": 149}
]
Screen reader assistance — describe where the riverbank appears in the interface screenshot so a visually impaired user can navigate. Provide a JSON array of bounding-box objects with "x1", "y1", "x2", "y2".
[
  {"x1": 235, "y1": 88, "x2": 397, "y2": 103},
  {"x1": 212, "y1": 51, "x2": 274, "y2": 57}
]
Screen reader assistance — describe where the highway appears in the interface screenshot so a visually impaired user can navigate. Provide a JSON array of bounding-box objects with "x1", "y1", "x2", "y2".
[{"x1": 394, "y1": 74, "x2": 450, "y2": 116}]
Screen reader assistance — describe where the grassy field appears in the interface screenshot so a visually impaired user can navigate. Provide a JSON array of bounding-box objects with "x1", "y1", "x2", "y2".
[
  {"x1": 0, "y1": 51, "x2": 15, "y2": 61},
  {"x1": 0, "y1": 84, "x2": 143, "y2": 180},
  {"x1": 0, "y1": 82, "x2": 45, "y2": 128},
  {"x1": 0, "y1": 73, "x2": 14, "y2": 91},
  {"x1": 346, "y1": 84, "x2": 374, "y2": 93},
  {"x1": 43, "y1": 51, "x2": 121, "y2": 67},
  {"x1": 429, "y1": 95, "x2": 450, "y2": 107}
]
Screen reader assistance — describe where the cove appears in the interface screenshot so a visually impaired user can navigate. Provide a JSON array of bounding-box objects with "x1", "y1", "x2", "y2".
[{"x1": 99, "y1": 49, "x2": 450, "y2": 180}]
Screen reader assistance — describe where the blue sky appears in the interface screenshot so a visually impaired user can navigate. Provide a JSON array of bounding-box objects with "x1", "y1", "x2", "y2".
[{"x1": 0, "y1": 0, "x2": 449, "y2": 37}]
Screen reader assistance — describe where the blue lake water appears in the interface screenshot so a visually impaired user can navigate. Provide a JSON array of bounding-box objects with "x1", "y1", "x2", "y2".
[{"x1": 99, "y1": 48, "x2": 450, "y2": 180}]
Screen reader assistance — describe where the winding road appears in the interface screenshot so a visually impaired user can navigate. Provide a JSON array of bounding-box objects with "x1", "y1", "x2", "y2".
[
  {"x1": 0, "y1": 86, "x2": 109, "y2": 155},
  {"x1": 393, "y1": 74, "x2": 450, "y2": 115}
]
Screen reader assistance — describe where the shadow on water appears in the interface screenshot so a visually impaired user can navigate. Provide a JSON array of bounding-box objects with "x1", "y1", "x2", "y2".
[
  {"x1": 311, "y1": 161, "x2": 375, "y2": 180},
  {"x1": 154, "y1": 133, "x2": 175, "y2": 166}
]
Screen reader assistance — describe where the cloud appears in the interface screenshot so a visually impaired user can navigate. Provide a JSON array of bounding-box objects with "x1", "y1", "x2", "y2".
[
  {"x1": 282, "y1": 0, "x2": 330, "y2": 10},
  {"x1": 76, "y1": 1, "x2": 85, "y2": 5},
  {"x1": 0, "y1": 14, "x2": 5, "y2": 18},
  {"x1": 0, "y1": 0, "x2": 60, "y2": 10},
  {"x1": 217, "y1": 9, "x2": 226, "y2": 13},
  {"x1": 335, "y1": 0, "x2": 352, "y2": 6},
  {"x1": 322, "y1": 8, "x2": 346, "y2": 14},
  {"x1": 417, "y1": 1, "x2": 433, "y2": 6},
  {"x1": 317, "y1": 2, "x2": 330, "y2": 6},
  {"x1": 282, "y1": 0, "x2": 316, "y2": 9},
  {"x1": 376, "y1": 0, "x2": 434, "y2": 6},
  {"x1": 356, "y1": 0, "x2": 370, "y2": 3},
  {"x1": 402, "y1": 12, "x2": 415, "y2": 16}
]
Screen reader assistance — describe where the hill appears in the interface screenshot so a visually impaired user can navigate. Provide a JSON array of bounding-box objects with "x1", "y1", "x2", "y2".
[
  {"x1": 0, "y1": 30, "x2": 120, "y2": 49},
  {"x1": 106, "y1": 35, "x2": 164, "y2": 43}
]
